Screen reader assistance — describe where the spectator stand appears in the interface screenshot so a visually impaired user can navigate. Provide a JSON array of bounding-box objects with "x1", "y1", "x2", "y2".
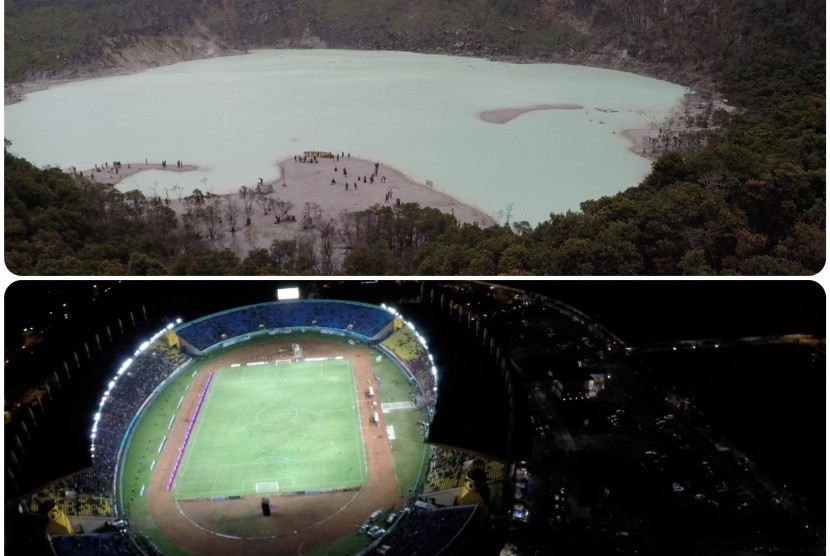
[
  {"x1": 361, "y1": 505, "x2": 478, "y2": 556},
  {"x1": 377, "y1": 325, "x2": 437, "y2": 413},
  {"x1": 173, "y1": 300, "x2": 396, "y2": 354},
  {"x1": 112, "y1": 351, "x2": 196, "y2": 517},
  {"x1": 423, "y1": 447, "x2": 507, "y2": 494},
  {"x1": 29, "y1": 475, "x2": 114, "y2": 519},
  {"x1": 49, "y1": 532, "x2": 138, "y2": 556},
  {"x1": 87, "y1": 336, "x2": 194, "y2": 516}
]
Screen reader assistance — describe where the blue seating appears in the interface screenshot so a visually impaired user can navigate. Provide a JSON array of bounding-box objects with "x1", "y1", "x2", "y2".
[
  {"x1": 51, "y1": 533, "x2": 136, "y2": 556},
  {"x1": 365, "y1": 506, "x2": 476, "y2": 555},
  {"x1": 175, "y1": 300, "x2": 394, "y2": 351}
]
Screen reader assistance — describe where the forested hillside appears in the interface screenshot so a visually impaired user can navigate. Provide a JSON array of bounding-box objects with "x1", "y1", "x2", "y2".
[
  {"x1": 4, "y1": 0, "x2": 825, "y2": 275},
  {"x1": 9, "y1": 0, "x2": 813, "y2": 85}
]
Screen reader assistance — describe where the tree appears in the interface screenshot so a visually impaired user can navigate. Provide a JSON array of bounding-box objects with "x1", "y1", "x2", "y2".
[
  {"x1": 302, "y1": 202, "x2": 322, "y2": 230},
  {"x1": 238, "y1": 185, "x2": 255, "y2": 225},
  {"x1": 643, "y1": 151, "x2": 690, "y2": 189},
  {"x1": 318, "y1": 217, "x2": 338, "y2": 275},
  {"x1": 294, "y1": 232, "x2": 318, "y2": 274},
  {"x1": 126, "y1": 252, "x2": 167, "y2": 275},
  {"x1": 269, "y1": 239, "x2": 297, "y2": 273},
  {"x1": 273, "y1": 198, "x2": 294, "y2": 223},
  {"x1": 255, "y1": 192, "x2": 270, "y2": 216},
  {"x1": 225, "y1": 197, "x2": 240, "y2": 237},
  {"x1": 342, "y1": 239, "x2": 401, "y2": 275},
  {"x1": 201, "y1": 193, "x2": 223, "y2": 244},
  {"x1": 677, "y1": 248, "x2": 716, "y2": 275},
  {"x1": 240, "y1": 248, "x2": 278, "y2": 275}
]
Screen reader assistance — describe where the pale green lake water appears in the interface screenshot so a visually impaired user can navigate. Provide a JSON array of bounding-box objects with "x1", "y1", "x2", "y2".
[{"x1": 5, "y1": 49, "x2": 686, "y2": 224}]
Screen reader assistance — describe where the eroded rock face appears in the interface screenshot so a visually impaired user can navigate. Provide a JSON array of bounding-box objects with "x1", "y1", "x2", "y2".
[{"x1": 6, "y1": 0, "x2": 739, "y2": 90}]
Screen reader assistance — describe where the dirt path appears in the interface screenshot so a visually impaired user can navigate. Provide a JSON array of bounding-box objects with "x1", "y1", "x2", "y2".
[{"x1": 146, "y1": 338, "x2": 401, "y2": 555}]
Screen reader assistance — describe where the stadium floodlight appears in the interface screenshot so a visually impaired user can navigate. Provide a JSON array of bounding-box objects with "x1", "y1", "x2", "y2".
[
  {"x1": 176, "y1": 317, "x2": 182, "y2": 324},
  {"x1": 277, "y1": 287, "x2": 301, "y2": 300},
  {"x1": 118, "y1": 358, "x2": 133, "y2": 374},
  {"x1": 431, "y1": 366, "x2": 437, "y2": 377}
]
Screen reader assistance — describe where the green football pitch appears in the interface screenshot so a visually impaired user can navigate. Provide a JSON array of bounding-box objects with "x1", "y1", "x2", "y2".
[{"x1": 171, "y1": 359, "x2": 367, "y2": 499}]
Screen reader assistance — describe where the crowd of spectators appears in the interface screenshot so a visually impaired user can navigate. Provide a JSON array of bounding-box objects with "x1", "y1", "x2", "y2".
[
  {"x1": 381, "y1": 329, "x2": 427, "y2": 362},
  {"x1": 423, "y1": 448, "x2": 507, "y2": 493},
  {"x1": 175, "y1": 300, "x2": 395, "y2": 351},
  {"x1": 87, "y1": 342, "x2": 190, "y2": 497},
  {"x1": 424, "y1": 448, "x2": 468, "y2": 492},
  {"x1": 366, "y1": 506, "x2": 477, "y2": 556},
  {"x1": 50, "y1": 533, "x2": 137, "y2": 556},
  {"x1": 381, "y1": 327, "x2": 436, "y2": 407},
  {"x1": 30, "y1": 478, "x2": 113, "y2": 517}
]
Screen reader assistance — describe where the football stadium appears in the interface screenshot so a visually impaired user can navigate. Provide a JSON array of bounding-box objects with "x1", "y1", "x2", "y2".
[
  {"x1": 5, "y1": 281, "x2": 824, "y2": 556},
  {"x1": 8, "y1": 283, "x2": 514, "y2": 556}
]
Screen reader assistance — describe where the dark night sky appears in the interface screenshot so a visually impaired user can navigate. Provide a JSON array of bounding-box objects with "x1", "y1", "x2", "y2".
[
  {"x1": 497, "y1": 279, "x2": 825, "y2": 343},
  {"x1": 5, "y1": 279, "x2": 824, "y2": 361}
]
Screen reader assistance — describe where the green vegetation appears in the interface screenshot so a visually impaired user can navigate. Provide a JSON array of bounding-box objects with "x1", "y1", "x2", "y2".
[
  {"x1": 372, "y1": 351, "x2": 430, "y2": 498},
  {"x1": 119, "y1": 369, "x2": 196, "y2": 517},
  {"x1": 4, "y1": 0, "x2": 824, "y2": 275},
  {"x1": 118, "y1": 365, "x2": 200, "y2": 556},
  {"x1": 523, "y1": 23, "x2": 584, "y2": 52},
  {"x1": 384, "y1": 410, "x2": 429, "y2": 497},
  {"x1": 136, "y1": 530, "x2": 196, "y2": 556},
  {"x1": 306, "y1": 532, "x2": 373, "y2": 556}
]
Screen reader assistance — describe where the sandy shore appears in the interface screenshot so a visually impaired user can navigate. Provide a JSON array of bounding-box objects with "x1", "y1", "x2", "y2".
[
  {"x1": 76, "y1": 161, "x2": 199, "y2": 184},
  {"x1": 621, "y1": 127, "x2": 656, "y2": 158},
  {"x1": 5, "y1": 68, "x2": 151, "y2": 105},
  {"x1": 479, "y1": 103, "x2": 584, "y2": 124},
  {"x1": 85, "y1": 154, "x2": 496, "y2": 258}
]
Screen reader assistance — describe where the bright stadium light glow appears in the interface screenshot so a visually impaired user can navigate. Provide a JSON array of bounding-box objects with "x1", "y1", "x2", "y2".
[
  {"x1": 176, "y1": 317, "x2": 183, "y2": 324},
  {"x1": 277, "y1": 287, "x2": 301, "y2": 300}
]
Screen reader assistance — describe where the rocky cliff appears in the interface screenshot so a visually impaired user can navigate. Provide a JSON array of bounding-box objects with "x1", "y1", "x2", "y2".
[{"x1": 4, "y1": 0, "x2": 741, "y2": 88}]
